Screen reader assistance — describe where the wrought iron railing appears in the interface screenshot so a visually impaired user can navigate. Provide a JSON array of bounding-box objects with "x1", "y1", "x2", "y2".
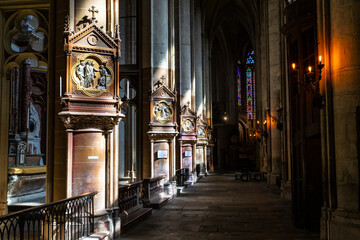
[{"x1": 0, "y1": 192, "x2": 97, "y2": 240}]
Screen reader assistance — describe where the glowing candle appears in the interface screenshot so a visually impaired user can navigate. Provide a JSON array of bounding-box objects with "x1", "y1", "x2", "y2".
[
  {"x1": 308, "y1": 66, "x2": 312, "y2": 73},
  {"x1": 319, "y1": 56, "x2": 322, "y2": 63},
  {"x1": 292, "y1": 63, "x2": 296, "y2": 70},
  {"x1": 60, "y1": 76, "x2": 62, "y2": 97}
]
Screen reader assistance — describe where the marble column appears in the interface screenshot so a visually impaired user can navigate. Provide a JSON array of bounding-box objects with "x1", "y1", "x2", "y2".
[
  {"x1": 328, "y1": 0, "x2": 360, "y2": 238},
  {"x1": 267, "y1": 0, "x2": 282, "y2": 185}
]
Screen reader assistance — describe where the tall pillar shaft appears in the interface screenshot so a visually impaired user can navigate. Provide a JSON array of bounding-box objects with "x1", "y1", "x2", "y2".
[
  {"x1": 267, "y1": 0, "x2": 282, "y2": 184},
  {"x1": 324, "y1": 1, "x2": 360, "y2": 238},
  {"x1": 142, "y1": 0, "x2": 173, "y2": 179},
  {"x1": 151, "y1": 0, "x2": 169, "y2": 85},
  {"x1": 194, "y1": 6, "x2": 203, "y2": 116},
  {"x1": 331, "y1": 0, "x2": 360, "y2": 211},
  {"x1": 179, "y1": 0, "x2": 192, "y2": 106}
]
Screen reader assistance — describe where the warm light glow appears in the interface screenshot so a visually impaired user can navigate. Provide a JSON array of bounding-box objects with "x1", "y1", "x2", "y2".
[
  {"x1": 319, "y1": 56, "x2": 322, "y2": 63},
  {"x1": 223, "y1": 116, "x2": 228, "y2": 121},
  {"x1": 308, "y1": 66, "x2": 312, "y2": 73},
  {"x1": 264, "y1": 120, "x2": 267, "y2": 125},
  {"x1": 292, "y1": 63, "x2": 296, "y2": 70}
]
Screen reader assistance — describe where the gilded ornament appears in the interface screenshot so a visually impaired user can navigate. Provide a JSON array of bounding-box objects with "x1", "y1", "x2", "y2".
[
  {"x1": 153, "y1": 101, "x2": 173, "y2": 123},
  {"x1": 182, "y1": 119, "x2": 195, "y2": 133}
]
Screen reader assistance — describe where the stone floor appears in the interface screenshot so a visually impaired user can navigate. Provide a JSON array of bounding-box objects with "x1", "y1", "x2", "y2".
[{"x1": 120, "y1": 173, "x2": 320, "y2": 240}]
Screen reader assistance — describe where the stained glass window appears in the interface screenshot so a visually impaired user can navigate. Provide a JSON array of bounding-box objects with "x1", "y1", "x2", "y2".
[
  {"x1": 237, "y1": 67, "x2": 241, "y2": 106},
  {"x1": 246, "y1": 50, "x2": 255, "y2": 119}
]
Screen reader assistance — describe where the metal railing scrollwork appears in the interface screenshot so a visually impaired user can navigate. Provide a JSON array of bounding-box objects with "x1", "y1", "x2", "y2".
[{"x1": 0, "y1": 192, "x2": 97, "y2": 240}]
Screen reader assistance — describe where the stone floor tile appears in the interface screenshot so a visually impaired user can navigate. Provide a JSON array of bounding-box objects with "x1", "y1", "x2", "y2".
[{"x1": 119, "y1": 173, "x2": 319, "y2": 240}]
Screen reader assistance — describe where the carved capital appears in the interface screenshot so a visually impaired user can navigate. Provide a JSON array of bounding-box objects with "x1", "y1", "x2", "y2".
[
  {"x1": 60, "y1": 114, "x2": 121, "y2": 131},
  {"x1": 148, "y1": 132, "x2": 178, "y2": 141}
]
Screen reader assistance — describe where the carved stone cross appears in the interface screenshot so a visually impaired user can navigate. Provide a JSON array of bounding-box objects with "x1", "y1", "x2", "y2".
[
  {"x1": 88, "y1": 6, "x2": 99, "y2": 22},
  {"x1": 160, "y1": 75, "x2": 166, "y2": 83}
]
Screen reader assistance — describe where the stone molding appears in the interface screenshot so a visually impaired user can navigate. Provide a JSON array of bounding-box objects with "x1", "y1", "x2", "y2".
[{"x1": 59, "y1": 114, "x2": 121, "y2": 131}]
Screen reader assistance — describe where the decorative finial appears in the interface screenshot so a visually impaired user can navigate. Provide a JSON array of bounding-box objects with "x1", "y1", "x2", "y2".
[
  {"x1": 64, "y1": 14, "x2": 70, "y2": 32},
  {"x1": 181, "y1": 104, "x2": 188, "y2": 113},
  {"x1": 154, "y1": 76, "x2": 166, "y2": 90},
  {"x1": 88, "y1": 6, "x2": 99, "y2": 23}
]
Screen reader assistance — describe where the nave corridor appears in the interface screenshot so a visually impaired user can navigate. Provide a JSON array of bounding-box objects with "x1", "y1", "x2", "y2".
[{"x1": 121, "y1": 173, "x2": 319, "y2": 240}]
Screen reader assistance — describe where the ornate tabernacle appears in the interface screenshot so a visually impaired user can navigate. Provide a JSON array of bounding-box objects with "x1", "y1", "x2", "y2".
[
  {"x1": 59, "y1": 11, "x2": 122, "y2": 128},
  {"x1": 179, "y1": 102, "x2": 197, "y2": 173},
  {"x1": 196, "y1": 116, "x2": 208, "y2": 146},
  {"x1": 58, "y1": 8, "x2": 123, "y2": 212},
  {"x1": 148, "y1": 77, "x2": 178, "y2": 181},
  {"x1": 196, "y1": 116, "x2": 208, "y2": 175},
  {"x1": 207, "y1": 127, "x2": 215, "y2": 172}
]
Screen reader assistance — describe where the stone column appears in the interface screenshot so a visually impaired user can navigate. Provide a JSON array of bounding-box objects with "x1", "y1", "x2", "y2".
[
  {"x1": 142, "y1": 0, "x2": 172, "y2": 178},
  {"x1": 168, "y1": 139, "x2": 175, "y2": 180},
  {"x1": 150, "y1": 140, "x2": 154, "y2": 178},
  {"x1": 267, "y1": 0, "x2": 282, "y2": 185},
  {"x1": 179, "y1": 0, "x2": 192, "y2": 106},
  {"x1": 195, "y1": 5, "x2": 203, "y2": 116},
  {"x1": 192, "y1": 144, "x2": 197, "y2": 178},
  {"x1": 328, "y1": 0, "x2": 360, "y2": 237},
  {"x1": 204, "y1": 145, "x2": 208, "y2": 174},
  {"x1": 179, "y1": 140, "x2": 183, "y2": 168},
  {"x1": 151, "y1": 0, "x2": 169, "y2": 85}
]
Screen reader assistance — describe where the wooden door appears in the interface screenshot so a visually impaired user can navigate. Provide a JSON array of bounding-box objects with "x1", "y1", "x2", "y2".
[{"x1": 288, "y1": 25, "x2": 322, "y2": 231}]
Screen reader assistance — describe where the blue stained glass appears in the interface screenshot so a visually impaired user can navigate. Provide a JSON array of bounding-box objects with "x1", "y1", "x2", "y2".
[
  {"x1": 246, "y1": 50, "x2": 255, "y2": 120},
  {"x1": 237, "y1": 67, "x2": 241, "y2": 106}
]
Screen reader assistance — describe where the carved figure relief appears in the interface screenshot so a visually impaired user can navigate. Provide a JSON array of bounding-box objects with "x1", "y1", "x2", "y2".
[
  {"x1": 153, "y1": 101, "x2": 173, "y2": 123},
  {"x1": 197, "y1": 126, "x2": 206, "y2": 138},
  {"x1": 182, "y1": 119, "x2": 195, "y2": 133},
  {"x1": 72, "y1": 55, "x2": 113, "y2": 96}
]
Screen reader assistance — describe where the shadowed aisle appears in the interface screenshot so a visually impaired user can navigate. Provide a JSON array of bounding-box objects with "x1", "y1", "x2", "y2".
[{"x1": 120, "y1": 173, "x2": 319, "y2": 240}]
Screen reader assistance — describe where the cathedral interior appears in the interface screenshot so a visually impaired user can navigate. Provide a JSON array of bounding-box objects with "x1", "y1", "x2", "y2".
[{"x1": 0, "y1": 0, "x2": 359, "y2": 239}]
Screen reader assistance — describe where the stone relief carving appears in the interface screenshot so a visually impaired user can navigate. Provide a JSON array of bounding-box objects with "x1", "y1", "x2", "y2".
[
  {"x1": 182, "y1": 119, "x2": 195, "y2": 133},
  {"x1": 197, "y1": 126, "x2": 206, "y2": 138},
  {"x1": 153, "y1": 101, "x2": 173, "y2": 123},
  {"x1": 73, "y1": 56, "x2": 113, "y2": 96}
]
